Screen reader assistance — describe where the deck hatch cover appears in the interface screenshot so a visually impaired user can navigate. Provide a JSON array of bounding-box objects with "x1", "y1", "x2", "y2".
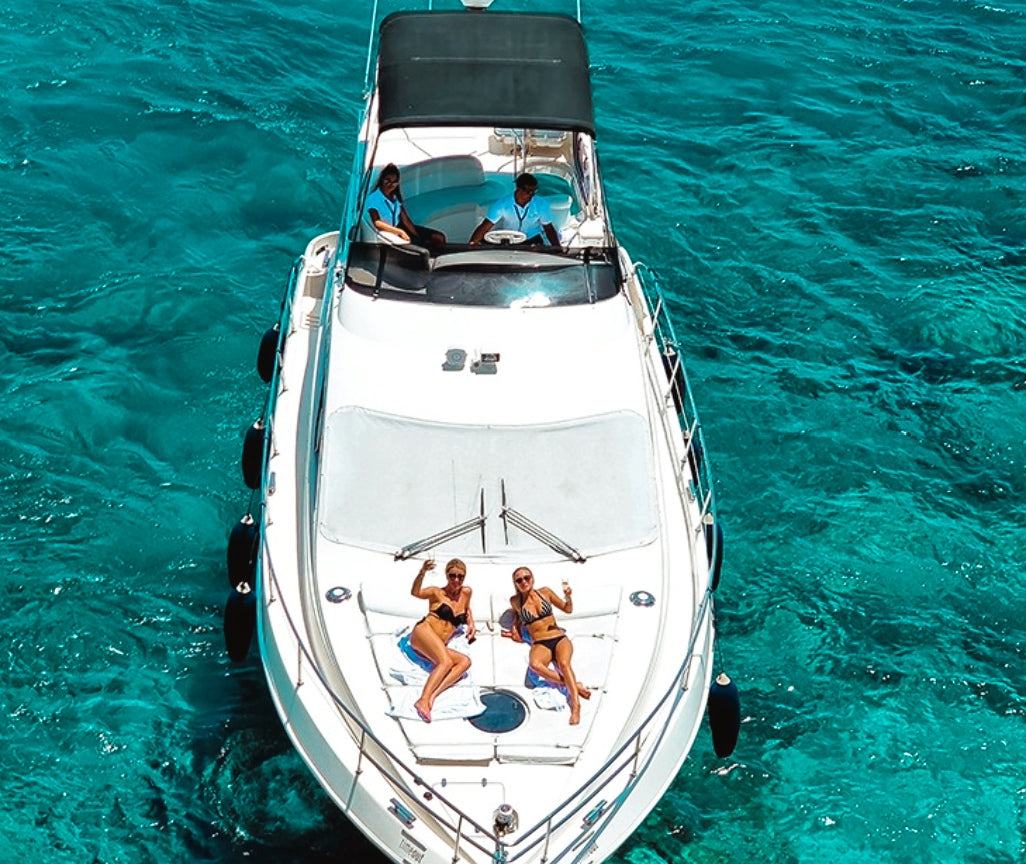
[{"x1": 318, "y1": 408, "x2": 657, "y2": 558}]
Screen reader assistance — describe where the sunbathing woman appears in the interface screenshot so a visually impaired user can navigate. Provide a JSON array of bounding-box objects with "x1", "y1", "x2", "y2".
[
  {"x1": 410, "y1": 558, "x2": 476, "y2": 722},
  {"x1": 508, "y1": 566, "x2": 590, "y2": 725}
]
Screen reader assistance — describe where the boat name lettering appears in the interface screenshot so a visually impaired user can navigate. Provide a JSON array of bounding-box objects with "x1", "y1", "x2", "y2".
[{"x1": 400, "y1": 831, "x2": 425, "y2": 863}]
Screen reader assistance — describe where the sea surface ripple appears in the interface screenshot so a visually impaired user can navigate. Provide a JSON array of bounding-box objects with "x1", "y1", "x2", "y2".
[{"x1": 1, "y1": 0, "x2": 1024, "y2": 862}]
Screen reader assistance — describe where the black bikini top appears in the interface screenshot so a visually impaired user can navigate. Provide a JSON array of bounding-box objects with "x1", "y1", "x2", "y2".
[
  {"x1": 518, "y1": 592, "x2": 553, "y2": 625},
  {"x1": 431, "y1": 602, "x2": 468, "y2": 627}
]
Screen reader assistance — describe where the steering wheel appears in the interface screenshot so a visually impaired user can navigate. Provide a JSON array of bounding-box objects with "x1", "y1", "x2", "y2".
[{"x1": 483, "y1": 229, "x2": 527, "y2": 246}]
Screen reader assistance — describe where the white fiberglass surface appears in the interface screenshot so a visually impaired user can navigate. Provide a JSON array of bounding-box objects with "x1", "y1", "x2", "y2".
[{"x1": 317, "y1": 407, "x2": 657, "y2": 559}]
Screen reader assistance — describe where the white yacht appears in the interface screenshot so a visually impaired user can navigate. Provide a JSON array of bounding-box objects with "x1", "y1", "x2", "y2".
[{"x1": 232, "y1": 3, "x2": 727, "y2": 863}]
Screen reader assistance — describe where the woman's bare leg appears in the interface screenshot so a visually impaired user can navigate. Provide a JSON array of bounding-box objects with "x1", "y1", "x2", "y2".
[
  {"x1": 425, "y1": 649, "x2": 471, "y2": 707},
  {"x1": 528, "y1": 645, "x2": 565, "y2": 687},
  {"x1": 409, "y1": 623, "x2": 453, "y2": 722},
  {"x1": 553, "y1": 638, "x2": 583, "y2": 725},
  {"x1": 529, "y1": 643, "x2": 590, "y2": 698}
]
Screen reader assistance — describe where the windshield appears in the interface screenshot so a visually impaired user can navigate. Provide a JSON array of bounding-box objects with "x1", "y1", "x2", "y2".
[{"x1": 344, "y1": 242, "x2": 620, "y2": 307}]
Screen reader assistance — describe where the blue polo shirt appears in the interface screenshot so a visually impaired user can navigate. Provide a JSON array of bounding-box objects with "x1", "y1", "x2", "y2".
[{"x1": 486, "y1": 193, "x2": 555, "y2": 243}]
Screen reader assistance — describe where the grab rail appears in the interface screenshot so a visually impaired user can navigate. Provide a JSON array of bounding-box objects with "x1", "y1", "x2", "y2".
[
  {"x1": 255, "y1": 257, "x2": 718, "y2": 862},
  {"x1": 262, "y1": 545, "x2": 713, "y2": 864},
  {"x1": 631, "y1": 261, "x2": 720, "y2": 589},
  {"x1": 633, "y1": 262, "x2": 716, "y2": 503}
]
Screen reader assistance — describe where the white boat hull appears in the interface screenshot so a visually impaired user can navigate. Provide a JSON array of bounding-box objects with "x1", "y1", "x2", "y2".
[{"x1": 236, "y1": 8, "x2": 726, "y2": 863}]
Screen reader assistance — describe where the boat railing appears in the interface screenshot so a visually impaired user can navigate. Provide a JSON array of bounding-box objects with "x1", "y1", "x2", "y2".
[
  {"x1": 630, "y1": 261, "x2": 720, "y2": 579},
  {"x1": 256, "y1": 255, "x2": 719, "y2": 862},
  {"x1": 263, "y1": 543, "x2": 714, "y2": 864},
  {"x1": 263, "y1": 256, "x2": 303, "y2": 424}
]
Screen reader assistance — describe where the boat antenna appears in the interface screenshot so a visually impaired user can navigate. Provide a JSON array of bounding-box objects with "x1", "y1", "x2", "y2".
[{"x1": 362, "y1": 0, "x2": 380, "y2": 92}]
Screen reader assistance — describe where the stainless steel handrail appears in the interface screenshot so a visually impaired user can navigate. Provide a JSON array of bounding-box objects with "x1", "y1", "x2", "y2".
[
  {"x1": 632, "y1": 262, "x2": 722, "y2": 588},
  {"x1": 254, "y1": 259, "x2": 722, "y2": 857},
  {"x1": 261, "y1": 543, "x2": 713, "y2": 864},
  {"x1": 255, "y1": 227, "x2": 718, "y2": 864},
  {"x1": 633, "y1": 261, "x2": 717, "y2": 516}
]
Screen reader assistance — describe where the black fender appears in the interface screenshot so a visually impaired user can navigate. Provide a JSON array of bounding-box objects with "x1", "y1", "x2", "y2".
[
  {"x1": 707, "y1": 673, "x2": 741, "y2": 757},
  {"x1": 226, "y1": 514, "x2": 259, "y2": 589},
  {"x1": 224, "y1": 582, "x2": 257, "y2": 662},
  {"x1": 256, "y1": 325, "x2": 280, "y2": 383},
  {"x1": 241, "y1": 420, "x2": 265, "y2": 490}
]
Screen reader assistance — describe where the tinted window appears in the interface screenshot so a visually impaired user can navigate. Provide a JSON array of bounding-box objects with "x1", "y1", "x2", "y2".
[{"x1": 345, "y1": 243, "x2": 619, "y2": 307}]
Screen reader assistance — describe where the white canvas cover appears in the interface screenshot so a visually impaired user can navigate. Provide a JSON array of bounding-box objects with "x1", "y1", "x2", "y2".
[{"x1": 318, "y1": 408, "x2": 657, "y2": 559}]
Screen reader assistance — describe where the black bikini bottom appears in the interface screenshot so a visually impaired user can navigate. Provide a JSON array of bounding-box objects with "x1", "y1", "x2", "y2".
[{"x1": 534, "y1": 633, "x2": 567, "y2": 653}]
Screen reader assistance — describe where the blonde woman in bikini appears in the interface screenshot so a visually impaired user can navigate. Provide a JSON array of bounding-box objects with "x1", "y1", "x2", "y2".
[
  {"x1": 410, "y1": 558, "x2": 476, "y2": 723},
  {"x1": 508, "y1": 566, "x2": 590, "y2": 725}
]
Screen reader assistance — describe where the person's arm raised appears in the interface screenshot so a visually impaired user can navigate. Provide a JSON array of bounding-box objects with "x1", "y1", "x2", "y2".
[
  {"x1": 411, "y1": 560, "x2": 436, "y2": 598},
  {"x1": 545, "y1": 584, "x2": 573, "y2": 614}
]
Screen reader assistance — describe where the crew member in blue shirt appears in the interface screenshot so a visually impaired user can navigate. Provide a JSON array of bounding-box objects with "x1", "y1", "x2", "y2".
[
  {"x1": 469, "y1": 173, "x2": 560, "y2": 247},
  {"x1": 365, "y1": 163, "x2": 446, "y2": 250}
]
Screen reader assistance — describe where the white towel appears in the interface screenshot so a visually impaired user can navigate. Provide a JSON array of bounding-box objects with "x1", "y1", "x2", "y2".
[
  {"x1": 526, "y1": 668, "x2": 571, "y2": 711},
  {"x1": 388, "y1": 627, "x2": 432, "y2": 685},
  {"x1": 388, "y1": 627, "x2": 473, "y2": 683},
  {"x1": 387, "y1": 683, "x2": 486, "y2": 721},
  {"x1": 532, "y1": 688, "x2": 568, "y2": 711}
]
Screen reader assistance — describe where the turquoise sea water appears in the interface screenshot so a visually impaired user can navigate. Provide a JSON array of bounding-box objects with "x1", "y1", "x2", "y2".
[{"x1": 3, "y1": 0, "x2": 1024, "y2": 861}]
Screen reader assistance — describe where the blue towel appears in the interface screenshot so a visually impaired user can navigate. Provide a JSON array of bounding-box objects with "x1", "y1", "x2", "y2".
[
  {"x1": 398, "y1": 631, "x2": 435, "y2": 674},
  {"x1": 526, "y1": 664, "x2": 568, "y2": 693}
]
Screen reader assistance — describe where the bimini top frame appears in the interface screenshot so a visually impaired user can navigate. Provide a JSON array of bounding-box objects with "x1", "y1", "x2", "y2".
[{"x1": 376, "y1": 11, "x2": 595, "y2": 135}]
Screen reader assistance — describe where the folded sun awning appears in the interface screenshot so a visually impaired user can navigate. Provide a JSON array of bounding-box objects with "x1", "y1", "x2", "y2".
[{"x1": 376, "y1": 12, "x2": 595, "y2": 136}]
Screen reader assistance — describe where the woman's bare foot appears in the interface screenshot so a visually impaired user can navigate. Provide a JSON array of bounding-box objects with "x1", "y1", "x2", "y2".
[
  {"x1": 569, "y1": 704, "x2": 580, "y2": 725},
  {"x1": 577, "y1": 684, "x2": 591, "y2": 700},
  {"x1": 414, "y1": 700, "x2": 432, "y2": 723}
]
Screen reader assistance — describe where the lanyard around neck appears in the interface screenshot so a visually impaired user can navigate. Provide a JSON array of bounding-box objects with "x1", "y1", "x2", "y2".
[{"x1": 513, "y1": 200, "x2": 530, "y2": 230}]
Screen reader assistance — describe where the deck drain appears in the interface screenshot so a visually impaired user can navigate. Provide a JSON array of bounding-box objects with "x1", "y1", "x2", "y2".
[{"x1": 468, "y1": 689, "x2": 527, "y2": 733}]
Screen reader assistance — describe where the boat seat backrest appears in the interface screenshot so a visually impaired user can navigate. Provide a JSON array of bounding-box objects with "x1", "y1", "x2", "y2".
[
  {"x1": 547, "y1": 194, "x2": 573, "y2": 232},
  {"x1": 360, "y1": 156, "x2": 488, "y2": 243},
  {"x1": 359, "y1": 580, "x2": 490, "y2": 635},
  {"x1": 360, "y1": 155, "x2": 576, "y2": 244},
  {"x1": 402, "y1": 156, "x2": 494, "y2": 242},
  {"x1": 400, "y1": 155, "x2": 485, "y2": 198},
  {"x1": 490, "y1": 584, "x2": 621, "y2": 633},
  {"x1": 359, "y1": 582, "x2": 424, "y2": 634}
]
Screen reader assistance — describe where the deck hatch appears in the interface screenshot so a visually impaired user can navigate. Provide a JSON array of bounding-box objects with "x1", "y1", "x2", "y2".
[
  {"x1": 318, "y1": 408, "x2": 658, "y2": 558},
  {"x1": 468, "y1": 689, "x2": 528, "y2": 733}
]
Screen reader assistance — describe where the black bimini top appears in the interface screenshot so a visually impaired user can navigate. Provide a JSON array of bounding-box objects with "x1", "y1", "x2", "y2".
[{"x1": 377, "y1": 12, "x2": 595, "y2": 136}]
